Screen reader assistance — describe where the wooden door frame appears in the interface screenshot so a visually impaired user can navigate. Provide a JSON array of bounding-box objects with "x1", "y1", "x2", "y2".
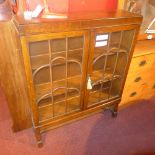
[
  {"x1": 84, "y1": 24, "x2": 140, "y2": 109},
  {"x1": 21, "y1": 30, "x2": 90, "y2": 124}
]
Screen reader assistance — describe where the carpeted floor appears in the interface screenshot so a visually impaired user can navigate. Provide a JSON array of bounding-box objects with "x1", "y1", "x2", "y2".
[{"x1": 0, "y1": 88, "x2": 155, "y2": 155}]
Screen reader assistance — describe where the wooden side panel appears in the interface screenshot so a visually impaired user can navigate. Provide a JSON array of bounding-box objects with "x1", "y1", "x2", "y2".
[{"x1": 0, "y1": 22, "x2": 31, "y2": 131}]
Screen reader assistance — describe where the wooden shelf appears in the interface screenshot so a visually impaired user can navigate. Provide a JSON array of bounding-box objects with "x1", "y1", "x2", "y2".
[
  {"x1": 92, "y1": 69, "x2": 121, "y2": 84},
  {"x1": 31, "y1": 53, "x2": 83, "y2": 71},
  {"x1": 38, "y1": 96, "x2": 80, "y2": 122},
  {"x1": 35, "y1": 75, "x2": 81, "y2": 103},
  {"x1": 94, "y1": 47, "x2": 128, "y2": 59}
]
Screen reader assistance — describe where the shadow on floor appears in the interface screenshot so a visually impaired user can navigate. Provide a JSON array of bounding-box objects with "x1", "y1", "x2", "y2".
[{"x1": 84, "y1": 98, "x2": 155, "y2": 155}]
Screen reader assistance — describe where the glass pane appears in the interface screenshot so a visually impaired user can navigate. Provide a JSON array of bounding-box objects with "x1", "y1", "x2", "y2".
[
  {"x1": 33, "y1": 66, "x2": 50, "y2": 85},
  {"x1": 29, "y1": 40, "x2": 50, "y2": 85},
  {"x1": 67, "y1": 76, "x2": 81, "y2": 98},
  {"x1": 91, "y1": 70, "x2": 104, "y2": 82},
  {"x1": 31, "y1": 55, "x2": 49, "y2": 70},
  {"x1": 53, "y1": 87, "x2": 66, "y2": 103},
  {"x1": 67, "y1": 61, "x2": 81, "y2": 77},
  {"x1": 35, "y1": 83, "x2": 51, "y2": 103},
  {"x1": 67, "y1": 80, "x2": 80, "y2": 98},
  {"x1": 52, "y1": 58, "x2": 66, "y2": 81},
  {"x1": 67, "y1": 97, "x2": 80, "y2": 112},
  {"x1": 100, "y1": 81, "x2": 111, "y2": 101},
  {"x1": 67, "y1": 48, "x2": 83, "y2": 77},
  {"x1": 52, "y1": 80, "x2": 66, "y2": 90},
  {"x1": 115, "y1": 52, "x2": 128, "y2": 76},
  {"x1": 51, "y1": 52, "x2": 66, "y2": 60},
  {"x1": 109, "y1": 31, "x2": 121, "y2": 48},
  {"x1": 93, "y1": 48, "x2": 107, "y2": 60},
  {"x1": 93, "y1": 55, "x2": 106, "y2": 71},
  {"x1": 120, "y1": 30, "x2": 135, "y2": 52},
  {"x1": 68, "y1": 36, "x2": 83, "y2": 50},
  {"x1": 88, "y1": 82, "x2": 101, "y2": 106},
  {"x1": 110, "y1": 78, "x2": 122, "y2": 98},
  {"x1": 54, "y1": 101, "x2": 66, "y2": 117},
  {"x1": 68, "y1": 49, "x2": 83, "y2": 62},
  {"x1": 105, "y1": 53, "x2": 117, "y2": 76},
  {"x1": 38, "y1": 96, "x2": 53, "y2": 121},
  {"x1": 67, "y1": 88, "x2": 80, "y2": 98},
  {"x1": 39, "y1": 104, "x2": 53, "y2": 121},
  {"x1": 88, "y1": 91, "x2": 100, "y2": 106},
  {"x1": 88, "y1": 80, "x2": 110, "y2": 106},
  {"x1": 29, "y1": 40, "x2": 49, "y2": 56},
  {"x1": 51, "y1": 38, "x2": 66, "y2": 53},
  {"x1": 38, "y1": 95, "x2": 52, "y2": 106}
]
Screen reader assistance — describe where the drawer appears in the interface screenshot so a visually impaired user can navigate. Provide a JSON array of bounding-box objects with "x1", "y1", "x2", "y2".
[
  {"x1": 129, "y1": 53, "x2": 155, "y2": 73},
  {"x1": 121, "y1": 64, "x2": 155, "y2": 105},
  {"x1": 125, "y1": 67, "x2": 155, "y2": 88},
  {"x1": 121, "y1": 80, "x2": 155, "y2": 104},
  {"x1": 121, "y1": 84, "x2": 144, "y2": 104}
]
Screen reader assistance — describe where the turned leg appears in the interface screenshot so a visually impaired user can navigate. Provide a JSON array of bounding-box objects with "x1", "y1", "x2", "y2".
[{"x1": 34, "y1": 127, "x2": 43, "y2": 147}]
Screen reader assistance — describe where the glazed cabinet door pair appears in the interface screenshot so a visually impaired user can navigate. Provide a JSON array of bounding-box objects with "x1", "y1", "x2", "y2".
[{"x1": 21, "y1": 25, "x2": 136, "y2": 123}]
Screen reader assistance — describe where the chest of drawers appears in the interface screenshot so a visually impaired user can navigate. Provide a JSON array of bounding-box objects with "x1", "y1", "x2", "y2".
[{"x1": 121, "y1": 39, "x2": 155, "y2": 105}]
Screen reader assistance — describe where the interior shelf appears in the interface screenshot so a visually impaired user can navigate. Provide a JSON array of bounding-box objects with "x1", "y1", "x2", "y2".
[
  {"x1": 91, "y1": 69, "x2": 121, "y2": 84},
  {"x1": 35, "y1": 75, "x2": 81, "y2": 102},
  {"x1": 38, "y1": 96, "x2": 81, "y2": 121},
  {"x1": 31, "y1": 56, "x2": 83, "y2": 72},
  {"x1": 93, "y1": 47, "x2": 128, "y2": 61}
]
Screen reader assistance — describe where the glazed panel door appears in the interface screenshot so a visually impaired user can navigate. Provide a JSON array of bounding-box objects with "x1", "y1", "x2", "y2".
[
  {"x1": 21, "y1": 31, "x2": 89, "y2": 123},
  {"x1": 85, "y1": 25, "x2": 137, "y2": 108}
]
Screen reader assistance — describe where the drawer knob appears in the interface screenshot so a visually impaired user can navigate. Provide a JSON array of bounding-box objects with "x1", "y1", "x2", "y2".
[
  {"x1": 130, "y1": 91, "x2": 137, "y2": 97},
  {"x1": 134, "y1": 76, "x2": 142, "y2": 82},
  {"x1": 152, "y1": 85, "x2": 155, "y2": 89},
  {"x1": 139, "y1": 60, "x2": 147, "y2": 67}
]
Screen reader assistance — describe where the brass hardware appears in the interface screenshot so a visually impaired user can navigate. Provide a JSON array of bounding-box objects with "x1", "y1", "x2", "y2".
[
  {"x1": 139, "y1": 60, "x2": 147, "y2": 66},
  {"x1": 152, "y1": 84, "x2": 155, "y2": 89},
  {"x1": 134, "y1": 76, "x2": 142, "y2": 82},
  {"x1": 130, "y1": 91, "x2": 137, "y2": 97}
]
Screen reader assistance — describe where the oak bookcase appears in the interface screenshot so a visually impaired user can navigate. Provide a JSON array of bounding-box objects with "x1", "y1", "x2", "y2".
[{"x1": 1, "y1": 10, "x2": 142, "y2": 146}]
